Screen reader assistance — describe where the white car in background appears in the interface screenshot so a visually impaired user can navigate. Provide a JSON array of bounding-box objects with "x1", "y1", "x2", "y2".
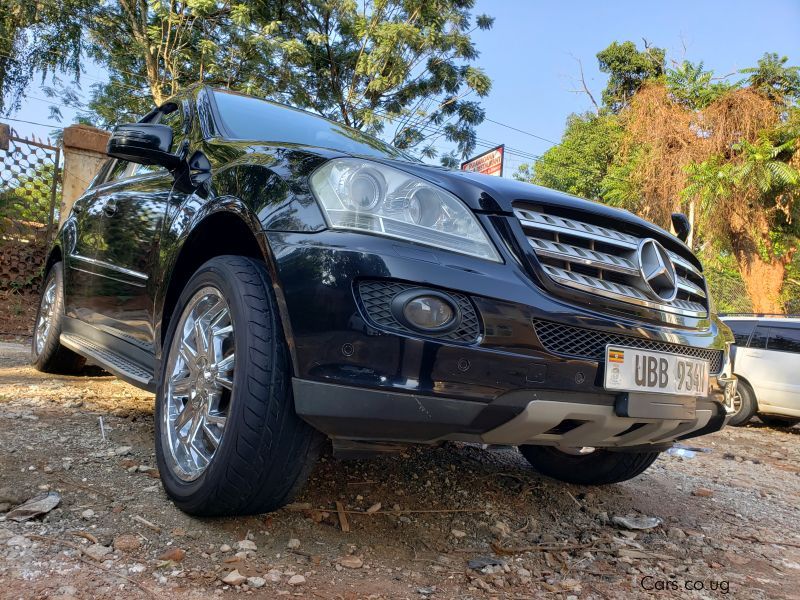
[{"x1": 721, "y1": 316, "x2": 800, "y2": 427}]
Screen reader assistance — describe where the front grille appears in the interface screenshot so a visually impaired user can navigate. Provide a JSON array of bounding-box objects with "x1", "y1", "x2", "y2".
[
  {"x1": 357, "y1": 280, "x2": 481, "y2": 344},
  {"x1": 533, "y1": 319, "x2": 724, "y2": 374},
  {"x1": 513, "y1": 205, "x2": 708, "y2": 317}
]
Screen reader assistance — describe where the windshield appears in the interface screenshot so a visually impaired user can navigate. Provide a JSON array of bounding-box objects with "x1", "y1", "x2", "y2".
[{"x1": 212, "y1": 90, "x2": 415, "y2": 161}]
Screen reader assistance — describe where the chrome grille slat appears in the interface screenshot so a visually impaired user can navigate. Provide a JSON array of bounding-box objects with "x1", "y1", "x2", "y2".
[
  {"x1": 677, "y1": 276, "x2": 707, "y2": 299},
  {"x1": 543, "y1": 264, "x2": 651, "y2": 301},
  {"x1": 667, "y1": 250, "x2": 703, "y2": 278},
  {"x1": 527, "y1": 238, "x2": 639, "y2": 275},
  {"x1": 513, "y1": 205, "x2": 709, "y2": 317},
  {"x1": 515, "y1": 209, "x2": 638, "y2": 250}
]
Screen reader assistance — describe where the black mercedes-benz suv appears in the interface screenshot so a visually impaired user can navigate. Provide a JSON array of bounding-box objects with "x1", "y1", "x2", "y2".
[{"x1": 32, "y1": 86, "x2": 736, "y2": 516}]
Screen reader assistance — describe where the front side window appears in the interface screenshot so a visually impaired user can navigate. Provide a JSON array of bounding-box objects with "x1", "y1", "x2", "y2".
[
  {"x1": 767, "y1": 326, "x2": 800, "y2": 354},
  {"x1": 724, "y1": 320, "x2": 755, "y2": 346},
  {"x1": 211, "y1": 90, "x2": 415, "y2": 161},
  {"x1": 748, "y1": 325, "x2": 769, "y2": 349}
]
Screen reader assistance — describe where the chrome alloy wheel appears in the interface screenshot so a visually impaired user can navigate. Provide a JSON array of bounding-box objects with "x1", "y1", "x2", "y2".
[
  {"x1": 163, "y1": 287, "x2": 235, "y2": 481},
  {"x1": 34, "y1": 275, "x2": 57, "y2": 355}
]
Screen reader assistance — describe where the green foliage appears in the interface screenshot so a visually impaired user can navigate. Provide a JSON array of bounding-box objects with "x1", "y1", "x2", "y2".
[
  {"x1": 0, "y1": 0, "x2": 94, "y2": 114},
  {"x1": 262, "y1": 0, "x2": 494, "y2": 163},
  {"x1": 7, "y1": 0, "x2": 494, "y2": 163},
  {"x1": 701, "y1": 250, "x2": 754, "y2": 314},
  {"x1": 601, "y1": 146, "x2": 646, "y2": 210},
  {"x1": 665, "y1": 61, "x2": 732, "y2": 109},
  {"x1": 513, "y1": 112, "x2": 623, "y2": 200},
  {"x1": 684, "y1": 136, "x2": 800, "y2": 259},
  {"x1": 741, "y1": 52, "x2": 800, "y2": 105},
  {"x1": 596, "y1": 40, "x2": 665, "y2": 112}
]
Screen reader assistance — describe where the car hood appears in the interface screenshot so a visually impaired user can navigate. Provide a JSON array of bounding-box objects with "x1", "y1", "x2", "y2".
[{"x1": 368, "y1": 156, "x2": 691, "y2": 254}]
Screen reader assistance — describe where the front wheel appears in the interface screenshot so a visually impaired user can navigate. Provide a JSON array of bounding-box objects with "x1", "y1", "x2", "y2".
[
  {"x1": 519, "y1": 445, "x2": 661, "y2": 485},
  {"x1": 154, "y1": 256, "x2": 322, "y2": 516}
]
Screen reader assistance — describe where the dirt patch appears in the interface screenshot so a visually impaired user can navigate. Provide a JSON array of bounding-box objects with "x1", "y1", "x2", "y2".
[
  {"x1": 0, "y1": 342, "x2": 798, "y2": 599},
  {"x1": 0, "y1": 291, "x2": 37, "y2": 339}
]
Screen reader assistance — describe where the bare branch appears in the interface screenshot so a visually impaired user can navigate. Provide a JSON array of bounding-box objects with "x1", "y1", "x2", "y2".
[{"x1": 568, "y1": 54, "x2": 599, "y2": 112}]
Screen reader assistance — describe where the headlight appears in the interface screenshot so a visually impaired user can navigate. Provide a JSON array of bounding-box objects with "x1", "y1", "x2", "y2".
[{"x1": 309, "y1": 158, "x2": 501, "y2": 262}]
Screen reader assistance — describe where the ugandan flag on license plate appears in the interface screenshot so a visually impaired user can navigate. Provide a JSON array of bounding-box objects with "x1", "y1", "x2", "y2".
[{"x1": 608, "y1": 349, "x2": 625, "y2": 363}]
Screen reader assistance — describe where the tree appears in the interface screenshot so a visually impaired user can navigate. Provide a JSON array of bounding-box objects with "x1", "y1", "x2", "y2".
[
  {"x1": 84, "y1": 0, "x2": 279, "y2": 126},
  {"x1": 685, "y1": 133, "x2": 800, "y2": 312},
  {"x1": 0, "y1": 0, "x2": 92, "y2": 114},
  {"x1": 6, "y1": 0, "x2": 493, "y2": 163},
  {"x1": 741, "y1": 52, "x2": 800, "y2": 106},
  {"x1": 262, "y1": 0, "x2": 494, "y2": 163},
  {"x1": 513, "y1": 112, "x2": 622, "y2": 200},
  {"x1": 665, "y1": 60, "x2": 732, "y2": 110},
  {"x1": 516, "y1": 44, "x2": 800, "y2": 313},
  {"x1": 596, "y1": 40, "x2": 665, "y2": 113}
]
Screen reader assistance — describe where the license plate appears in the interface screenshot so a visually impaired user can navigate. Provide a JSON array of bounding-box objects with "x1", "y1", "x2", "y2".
[{"x1": 604, "y1": 345, "x2": 709, "y2": 397}]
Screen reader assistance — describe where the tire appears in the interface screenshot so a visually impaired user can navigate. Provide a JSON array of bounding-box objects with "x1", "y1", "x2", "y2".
[
  {"x1": 758, "y1": 414, "x2": 800, "y2": 428},
  {"x1": 518, "y1": 445, "x2": 661, "y2": 485},
  {"x1": 154, "y1": 255, "x2": 322, "y2": 516},
  {"x1": 728, "y1": 381, "x2": 757, "y2": 426},
  {"x1": 30, "y1": 262, "x2": 86, "y2": 374}
]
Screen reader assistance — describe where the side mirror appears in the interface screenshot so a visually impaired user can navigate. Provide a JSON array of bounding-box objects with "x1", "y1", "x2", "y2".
[
  {"x1": 107, "y1": 123, "x2": 182, "y2": 169},
  {"x1": 671, "y1": 212, "x2": 691, "y2": 243}
]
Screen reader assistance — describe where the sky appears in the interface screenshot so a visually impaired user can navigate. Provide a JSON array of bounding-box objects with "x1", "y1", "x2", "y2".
[{"x1": 7, "y1": 0, "x2": 800, "y2": 177}]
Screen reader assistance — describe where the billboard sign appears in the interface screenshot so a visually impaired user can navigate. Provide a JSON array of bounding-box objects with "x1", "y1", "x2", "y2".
[{"x1": 461, "y1": 144, "x2": 504, "y2": 177}]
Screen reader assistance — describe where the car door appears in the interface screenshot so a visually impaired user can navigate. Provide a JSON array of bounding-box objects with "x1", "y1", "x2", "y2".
[
  {"x1": 738, "y1": 323, "x2": 769, "y2": 400},
  {"x1": 759, "y1": 325, "x2": 800, "y2": 414},
  {"x1": 89, "y1": 104, "x2": 190, "y2": 353},
  {"x1": 63, "y1": 159, "x2": 129, "y2": 325}
]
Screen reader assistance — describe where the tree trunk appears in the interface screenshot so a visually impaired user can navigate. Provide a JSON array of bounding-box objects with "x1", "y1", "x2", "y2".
[{"x1": 735, "y1": 251, "x2": 786, "y2": 314}]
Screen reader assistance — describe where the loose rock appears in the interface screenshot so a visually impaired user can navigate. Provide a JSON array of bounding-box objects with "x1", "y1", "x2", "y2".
[
  {"x1": 158, "y1": 547, "x2": 186, "y2": 562},
  {"x1": 113, "y1": 534, "x2": 142, "y2": 552},
  {"x1": 339, "y1": 555, "x2": 364, "y2": 569},
  {"x1": 222, "y1": 570, "x2": 247, "y2": 586},
  {"x1": 612, "y1": 515, "x2": 663, "y2": 530},
  {"x1": 6, "y1": 491, "x2": 61, "y2": 522},
  {"x1": 83, "y1": 544, "x2": 112, "y2": 561}
]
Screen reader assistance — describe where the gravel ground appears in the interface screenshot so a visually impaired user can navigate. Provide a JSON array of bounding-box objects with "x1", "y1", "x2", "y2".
[{"x1": 0, "y1": 340, "x2": 799, "y2": 599}]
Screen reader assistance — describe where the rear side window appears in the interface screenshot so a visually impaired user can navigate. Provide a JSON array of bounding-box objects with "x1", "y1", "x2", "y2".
[
  {"x1": 749, "y1": 325, "x2": 769, "y2": 349},
  {"x1": 724, "y1": 320, "x2": 755, "y2": 346},
  {"x1": 767, "y1": 326, "x2": 800, "y2": 354}
]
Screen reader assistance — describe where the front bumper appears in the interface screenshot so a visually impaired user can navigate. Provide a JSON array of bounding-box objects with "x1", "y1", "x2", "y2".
[{"x1": 268, "y1": 228, "x2": 733, "y2": 449}]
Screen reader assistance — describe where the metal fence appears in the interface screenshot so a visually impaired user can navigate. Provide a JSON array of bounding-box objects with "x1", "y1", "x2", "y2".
[
  {"x1": 705, "y1": 266, "x2": 800, "y2": 316},
  {"x1": 0, "y1": 123, "x2": 61, "y2": 292}
]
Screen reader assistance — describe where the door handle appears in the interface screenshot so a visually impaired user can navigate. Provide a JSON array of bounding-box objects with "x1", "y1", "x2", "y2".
[
  {"x1": 103, "y1": 199, "x2": 118, "y2": 217},
  {"x1": 743, "y1": 350, "x2": 763, "y2": 358}
]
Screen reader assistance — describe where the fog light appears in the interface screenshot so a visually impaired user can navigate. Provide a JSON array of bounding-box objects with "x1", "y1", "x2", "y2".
[{"x1": 403, "y1": 295, "x2": 454, "y2": 330}]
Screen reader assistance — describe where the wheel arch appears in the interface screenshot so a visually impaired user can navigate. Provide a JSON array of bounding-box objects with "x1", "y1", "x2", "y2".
[
  {"x1": 155, "y1": 206, "x2": 296, "y2": 377},
  {"x1": 43, "y1": 244, "x2": 62, "y2": 279}
]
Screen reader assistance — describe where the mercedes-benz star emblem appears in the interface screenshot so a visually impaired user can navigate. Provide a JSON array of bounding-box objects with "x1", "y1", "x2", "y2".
[{"x1": 636, "y1": 238, "x2": 678, "y2": 302}]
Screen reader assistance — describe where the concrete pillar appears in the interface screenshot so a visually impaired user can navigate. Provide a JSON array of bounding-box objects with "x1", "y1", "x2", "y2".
[{"x1": 60, "y1": 124, "x2": 110, "y2": 227}]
